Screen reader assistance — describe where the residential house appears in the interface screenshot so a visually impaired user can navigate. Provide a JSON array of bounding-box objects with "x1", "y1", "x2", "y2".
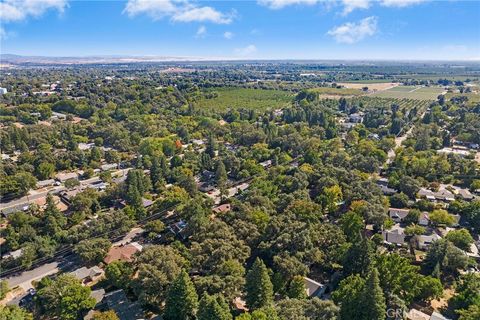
[
  {"x1": 55, "y1": 171, "x2": 79, "y2": 182},
  {"x1": 259, "y1": 160, "x2": 272, "y2": 168},
  {"x1": 78, "y1": 143, "x2": 95, "y2": 151},
  {"x1": 50, "y1": 112, "x2": 67, "y2": 120},
  {"x1": 349, "y1": 113, "x2": 364, "y2": 123},
  {"x1": 452, "y1": 187, "x2": 474, "y2": 201},
  {"x1": 418, "y1": 212, "x2": 430, "y2": 226},
  {"x1": 418, "y1": 234, "x2": 441, "y2": 250},
  {"x1": 70, "y1": 266, "x2": 103, "y2": 285},
  {"x1": 199, "y1": 182, "x2": 216, "y2": 193},
  {"x1": 141, "y1": 198, "x2": 154, "y2": 208},
  {"x1": 388, "y1": 208, "x2": 410, "y2": 223},
  {"x1": 201, "y1": 170, "x2": 215, "y2": 182},
  {"x1": 96, "y1": 289, "x2": 144, "y2": 320},
  {"x1": 168, "y1": 220, "x2": 188, "y2": 240},
  {"x1": 417, "y1": 187, "x2": 455, "y2": 203},
  {"x1": 36, "y1": 179, "x2": 56, "y2": 189},
  {"x1": 430, "y1": 312, "x2": 451, "y2": 320},
  {"x1": 407, "y1": 308, "x2": 430, "y2": 320},
  {"x1": 212, "y1": 204, "x2": 231, "y2": 214},
  {"x1": 90, "y1": 288, "x2": 106, "y2": 304},
  {"x1": 89, "y1": 181, "x2": 108, "y2": 191},
  {"x1": 59, "y1": 187, "x2": 85, "y2": 204},
  {"x1": 2, "y1": 248, "x2": 23, "y2": 260},
  {"x1": 104, "y1": 243, "x2": 143, "y2": 264},
  {"x1": 304, "y1": 277, "x2": 326, "y2": 298},
  {"x1": 382, "y1": 225, "x2": 406, "y2": 246},
  {"x1": 101, "y1": 163, "x2": 118, "y2": 171},
  {"x1": 376, "y1": 178, "x2": 398, "y2": 196}
]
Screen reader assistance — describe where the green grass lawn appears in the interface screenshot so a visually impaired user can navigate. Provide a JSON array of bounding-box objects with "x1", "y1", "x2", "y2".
[
  {"x1": 371, "y1": 86, "x2": 445, "y2": 100},
  {"x1": 195, "y1": 87, "x2": 293, "y2": 111},
  {"x1": 445, "y1": 92, "x2": 480, "y2": 103}
]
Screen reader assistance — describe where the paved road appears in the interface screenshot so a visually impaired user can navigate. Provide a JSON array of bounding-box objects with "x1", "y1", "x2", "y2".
[
  {"x1": 386, "y1": 111, "x2": 426, "y2": 164},
  {"x1": 0, "y1": 169, "x2": 131, "y2": 211},
  {"x1": 5, "y1": 262, "x2": 59, "y2": 291}
]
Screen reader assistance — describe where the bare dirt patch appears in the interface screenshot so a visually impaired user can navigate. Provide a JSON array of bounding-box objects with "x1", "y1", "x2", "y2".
[{"x1": 338, "y1": 82, "x2": 399, "y2": 92}]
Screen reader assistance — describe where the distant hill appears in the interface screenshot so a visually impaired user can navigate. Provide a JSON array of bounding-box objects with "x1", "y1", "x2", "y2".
[{"x1": 0, "y1": 54, "x2": 214, "y2": 65}]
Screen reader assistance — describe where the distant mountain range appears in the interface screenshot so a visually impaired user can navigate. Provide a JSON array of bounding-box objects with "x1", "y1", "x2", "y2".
[{"x1": 1, "y1": 54, "x2": 479, "y2": 66}]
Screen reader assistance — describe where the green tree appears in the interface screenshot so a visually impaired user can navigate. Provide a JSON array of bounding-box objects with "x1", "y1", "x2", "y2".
[
  {"x1": 362, "y1": 268, "x2": 386, "y2": 320},
  {"x1": 275, "y1": 298, "x2": 339, "y2": 320},
  {"x1": 36, "y1": 162, "x2": 55, "y2": 180},
  {"x1": 164, "y1": 270, "x2": 199, "y2": 320},
  {"x1": 105, "y1": 261, "x2": 133, "y2": 290},
  {"x1": 100, "y1": 171, "x2": 112, "y2": 183},
  {"x1": 0, "y1": 280, "x2": 9, "y2": 300},
  {"x1": 197, "y1": 293, "x2": 232, "y2": 320},
  {"x1": 343, "y1": 237, "x2": 374, "y2": 277},
  {"x1": 74, "y1": 238, "x2": 111, "y2": 265},
  {"x1": 404, "y1": 209, "x2": 421, "y2": 225},
  {"x1": 458, "y1": 305, "x2": 480, "y2": 320},
  {"x1": 206, "y1": 135, "x2": 217, "y2": 159},
  {"x1": 404, "y1": 224, "x2": 426, "y2": 236},
  {"x1": 0, "y1": 305, "x2": 33, "y2": 320},
  {"x1": 91, "y1": 310, "x2": 120, "y2": 320},
  {"x1": 332, "y1": 274, "x2": 365, "y2": 320},
  {"x1": 320, "y1": 184, "x2": 343, "y2": 214},
  {"x1": 339, "y1": 211, "x2": 364, "y2": 242},
  {"x1": 423, "y1": 239, "x2": 469, "y2": 275},
  {"x1": 416, "y1": 276, "x2": 443, "y2": 302},
  {"x1": 429, "y1": 209, "x2": 456, "y2": 227},
  {"x1": 245, "y1": 258, "x2": 274, "y2": 310},
  {"x1": 134, "y1": 245, "x2": 186, "y2": 307},
  {"x1": 144, "y1": 220, "x2": 165, "y2": 240},
  {"x1": 450, "y1": 273, "x2": 480, "y2": 314},
  {"x1": 215, "y1": 160, "x2": 228, "y2": 198},
  {"x1": 445, "y1": 229, "x2": 474, "y2": 252},
  {"x1": 398, "y1": 176, "x2": 420, "y2": 199},
  {"x1": 64, "y1": 178, "x2": 80, "y2": 189},
  {"x1": 36, "y1": 274, "x2": 95, "y2": 320},
  {"x1": 287, "y1": 275, "x2": 307, "y2": 299}
]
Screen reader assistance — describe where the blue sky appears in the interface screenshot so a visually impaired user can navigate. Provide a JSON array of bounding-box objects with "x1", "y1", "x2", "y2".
[{"x1": 1, "y1": 0, "x2": 479, "y2": 60}]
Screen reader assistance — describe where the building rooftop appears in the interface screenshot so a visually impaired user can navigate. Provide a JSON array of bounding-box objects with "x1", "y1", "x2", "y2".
[{"x1": 104, "y1": 243, "x2": 142, "y2": 264}]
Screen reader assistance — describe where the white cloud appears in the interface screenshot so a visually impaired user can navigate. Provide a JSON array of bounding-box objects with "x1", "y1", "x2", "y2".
[
  {"x1": 196, "y1": 25, "x2": 207, "y2": 38},
  {"x1": 327, "y1": 16, "x2": 378, "y2": 44},
  {"x1": 380, "y1": 0, "x2": 426, "y2": 7},
  {"x1": 0, "y1": 0, "x2": 68, "y2": 22},
  {"x1": 234, "y1": 44, "x2": 257, "y2": 56},
  {"x1": 342, "y1": 0, "x2": 370, "y2": 15},
  {"x1": 258, "y1": 0, "x2": 320, "y2": 10},
  {"x1": 124, "y1": 0, "x2": 234, "y2": 24},
  {"x1": 258, "y1": 0, "x2": 425, "y2": 13},
  {"x1": 223, "y1": 31, "x2": 234, "y2": 39}
]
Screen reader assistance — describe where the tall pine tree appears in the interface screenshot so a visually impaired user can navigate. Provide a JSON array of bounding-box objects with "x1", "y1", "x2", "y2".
[
  {"x1": 164, "y1": 270, "x2": 198, "y2": 320},
  {"x1": 287, "y1": 275, "x2": 307, "y2": 299},
  {"x1": 206, "y1": 135, "x2": 217, "y2": 159},
  {"x1": 197, "y1": 293, "x2": 232, "y2": 320},
  {"x1": 343, "y1": 237, "x2": 374, "y2": 277},
  {"x1": 215, "y1": 160, "x2": 228, "y2": 199},
  {"x1": 361, "y1": 268, "x2": 386, "y2": 320},
  {"x1": 245, "y1": 258, "x2": 274, "y2": 310}
]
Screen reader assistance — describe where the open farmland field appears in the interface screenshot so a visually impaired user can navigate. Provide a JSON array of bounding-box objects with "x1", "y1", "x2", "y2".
[
  {"x1": 371, "y1": 85, "x2": 445, "y2": 100},
  {"x1": 338, "y1": 82, "x2": 398, "y2": 91},
  {"x1": 446, "y1": 92, "x2": 480, "y2": 103},
  {"x1": 195, "y1": 87, "x2": 292, "y2": 111},
  {"x1": 309, "y1": 87, "x2": 364, "y2": 99}
]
